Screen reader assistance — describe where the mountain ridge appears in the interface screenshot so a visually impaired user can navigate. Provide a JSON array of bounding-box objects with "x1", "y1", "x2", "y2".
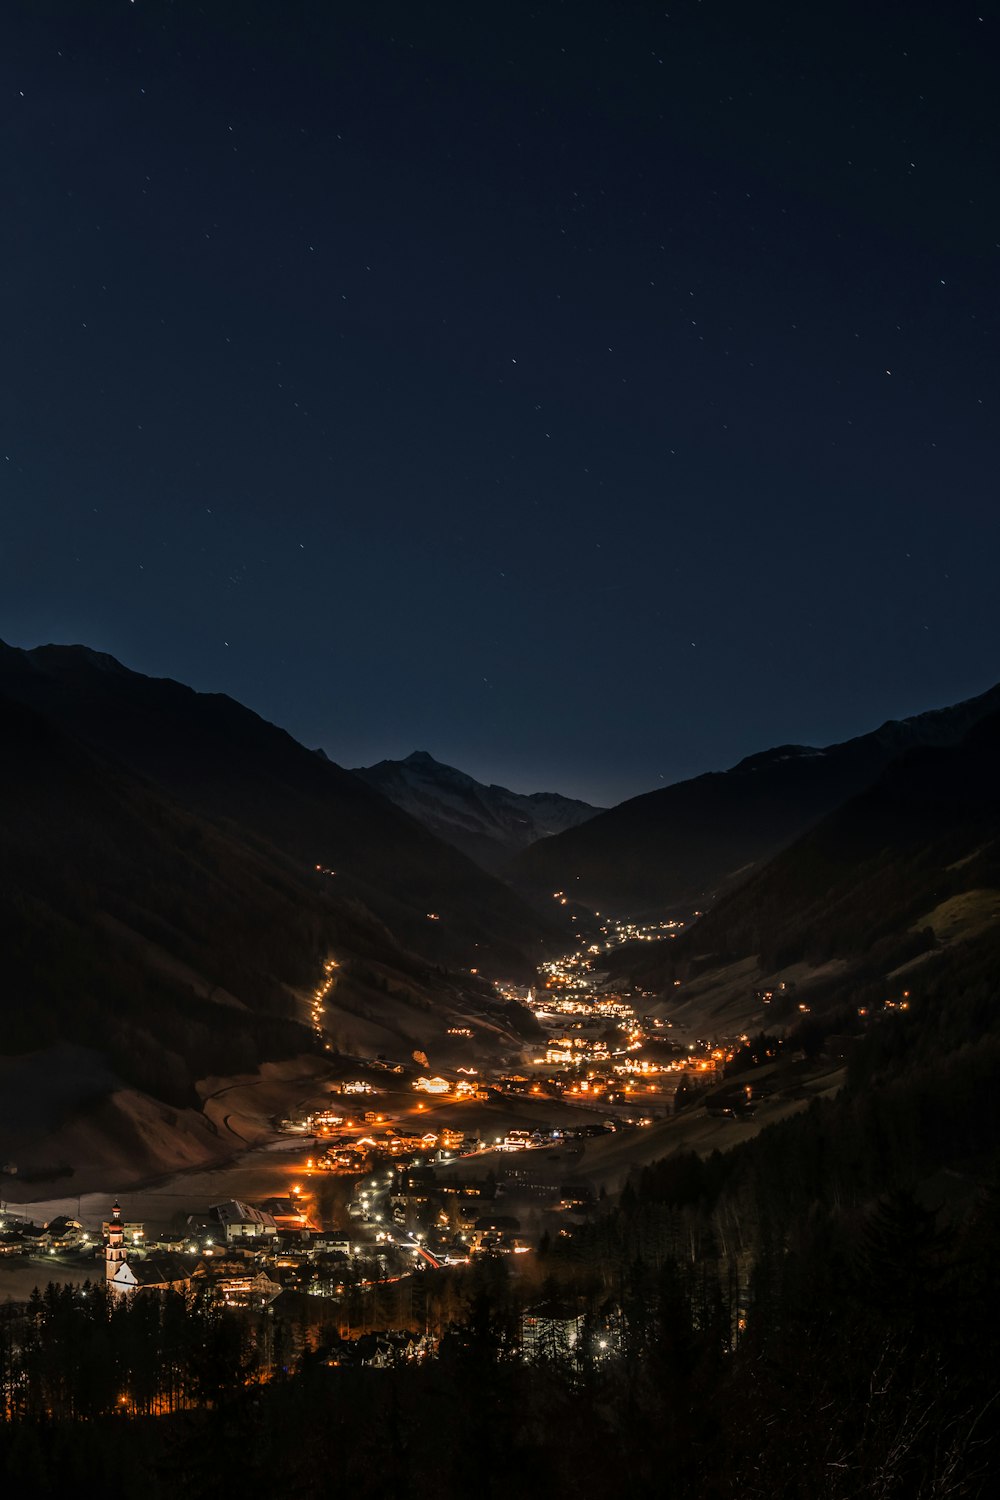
[
  {"x1": 0, "y1": 640, "x2": 567, "y2": 973},
  {"x1": 614, "y1": 704, "x2": 1000, "y2": 1041},
  {"x1": 512, "y1": 678, "x2": 1000, "y2": 916}
]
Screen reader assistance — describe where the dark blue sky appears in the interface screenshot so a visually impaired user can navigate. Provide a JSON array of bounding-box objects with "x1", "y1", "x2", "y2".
[{"x1": 2, "y1": 1, "x2": 997, "y2": 804}]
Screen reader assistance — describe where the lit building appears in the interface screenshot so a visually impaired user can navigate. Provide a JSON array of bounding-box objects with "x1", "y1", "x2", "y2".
[{"x1": 104, "y1": 1200, "x2": 127, "y2": 1286}]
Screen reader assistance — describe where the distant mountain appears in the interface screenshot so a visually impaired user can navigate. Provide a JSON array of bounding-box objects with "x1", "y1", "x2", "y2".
[
  {"x1": 619, "y1": 706, "x2": 1000, "y2": 1036},
  {"x1": 353, "y1": 750, "x2": 604, "y2": 872},
  {"x1": 512, "y1": 681, "x2": 1000, "y2": 916}
]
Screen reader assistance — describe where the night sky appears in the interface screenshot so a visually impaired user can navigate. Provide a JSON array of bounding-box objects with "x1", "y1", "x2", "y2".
[{"x1": 2, "y1": 2, "x2": 997, "y2": 805}]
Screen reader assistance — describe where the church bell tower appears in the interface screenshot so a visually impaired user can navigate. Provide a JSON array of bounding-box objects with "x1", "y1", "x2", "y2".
[{"x1": 105, "y1": 1199, "x2": 127, "y2": 1284}]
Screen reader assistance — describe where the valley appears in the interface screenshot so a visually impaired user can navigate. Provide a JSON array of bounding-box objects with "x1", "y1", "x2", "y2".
[
  {"x1": 2, "y1": 649, "x2": 997, "y2": 1234},
  {"x1": 2, "y1": 647, "x2": 999, "y2": 1499},
  {"x1": 1, "y1": 912, "x2": 851, "y2": 1304}
]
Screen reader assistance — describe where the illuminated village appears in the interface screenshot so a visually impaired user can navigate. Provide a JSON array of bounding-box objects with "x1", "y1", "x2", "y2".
[{"x1": 0, "y1": 913, "x2": 763, "y2": 1375}]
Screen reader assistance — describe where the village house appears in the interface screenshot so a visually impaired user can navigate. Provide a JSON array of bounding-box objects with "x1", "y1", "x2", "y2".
[
  {"x1": 211, "y1": 1268, "x2": 283, "y2": 1308},
  {"x1": 470, "y1": 1214, "x2": 524, "y2": 1253},
  {"x1": 256, "y1": 1196, "x2": 311, "y2": 1230},
  {"x1": 209, "y1": 1199, "x2": 280, "y2": 1243},
  {"x1": 110, "y1": 1252, "x2": 193, "y2": 1296},
  {"x1": 304, "y1": 1229, "x2": 354, "y2": 1255},
  {"x1": 43, "y1": 1215, "x2": 87, "y2": 1252}
]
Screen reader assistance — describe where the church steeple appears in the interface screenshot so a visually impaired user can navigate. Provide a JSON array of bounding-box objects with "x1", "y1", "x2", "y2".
[{"x1": 105, "y1": 1199, "x2": 127, "y2": 1285}]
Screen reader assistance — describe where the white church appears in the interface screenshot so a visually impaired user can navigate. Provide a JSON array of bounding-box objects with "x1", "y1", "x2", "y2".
[{"x1": 104, "y1": 1200, "x2": 191, "y2": 1295}]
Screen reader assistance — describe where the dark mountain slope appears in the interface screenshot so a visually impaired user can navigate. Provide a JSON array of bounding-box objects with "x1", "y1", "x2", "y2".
[
  {"x1": 0, "y1": 690, "x2": 323, "y2": 1097},
  {"x1": 513, "y1": 680, "x2": 1000, "y2": 916},
  {"x1": 0, "y1": 688, "x2": 547, "y2": 1182},
  {"x1": 354, "y1": 750, "x2": 603, "y2": 871},
  {"x1": 620, "y1": 707, "x2": 1000, "y2": 1026},
  {"x1": 0, "y1": 642, "x2": 564, "y2": 974},
  {"x1": 0, "y1": 691, "x2": 478, "y2": 1091}
]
